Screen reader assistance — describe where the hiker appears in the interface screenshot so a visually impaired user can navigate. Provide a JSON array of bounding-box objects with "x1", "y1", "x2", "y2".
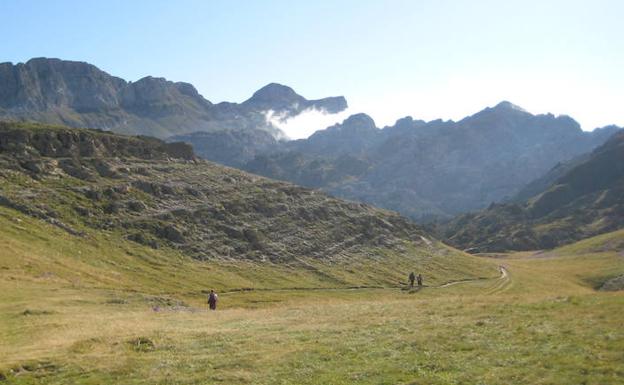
[
  {"x1": 208, "y1": 289, "x2": 218, "y2": 310},
  {"x1": 417, "y1": 274, "x2": 423, "y2": 287},
  {"x1": 408, "y1": 272, "x2": 416, "y2": 287}
]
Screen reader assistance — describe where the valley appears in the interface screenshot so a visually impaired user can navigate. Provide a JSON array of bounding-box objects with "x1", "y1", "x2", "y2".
[
  {"x1": 0, "y1": 122, "x2": 622, "y2": 384},
  {"x1": 2, "y1": 221, "x2": 623, "y2": 384},
  {"x1": 2, "y1": 3, "x2": 623, "y2": 384},
  {"x1": 440, "y1": 131, "x2": 624, "y2": 252}
]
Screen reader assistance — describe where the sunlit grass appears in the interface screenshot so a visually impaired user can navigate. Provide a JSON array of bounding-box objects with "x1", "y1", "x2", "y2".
[{"x1": 1, "y1": 208, "x2": 623, "y2": 384}]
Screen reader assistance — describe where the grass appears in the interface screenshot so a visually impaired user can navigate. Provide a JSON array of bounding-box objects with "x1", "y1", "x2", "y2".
[
  {"x1": 1, "y1": 208, "x2": 623, "y2": 384},
  {"x1": 0, "y1": 204, "x2": 495, "y2": 298}
]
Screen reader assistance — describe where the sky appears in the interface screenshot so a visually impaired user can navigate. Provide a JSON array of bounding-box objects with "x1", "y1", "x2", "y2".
[{"x1": 1, "y1": 0, "x2": 623, "y2": 138}]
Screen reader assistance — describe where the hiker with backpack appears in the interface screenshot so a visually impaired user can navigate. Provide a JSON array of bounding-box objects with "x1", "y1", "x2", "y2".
[
  {"x1": 208, "y1": 289, "x2": 218, "y2": 310},
  {"x1": 409, "y1": 272, "x2": 416, "y2": 287}
]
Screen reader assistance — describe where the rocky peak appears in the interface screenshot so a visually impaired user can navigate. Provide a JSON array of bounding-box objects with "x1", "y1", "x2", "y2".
[
  {"x1": 243, "y1": 83, "x2": 348, "y2": 116},
  {"x1": 492, "y1": 100, "x2": 528, "y2": 113},
  {"x1": 120, "y1": 76, "x2": 210, "y2": 112},
  {"x1": 243, "y1": 83, "x2": 305, "y2": 110},
  {"x1": 295, "y1": 113, "x2": 380, "y2": 157},
  {"x1": 381, "y1": 116, "x2": 428, "y2": 138},
  {"x1": 247, "y1": 83, "x2": 301, "y2": 103},
  {"x1": 337, "y1": 113, "x2": 377, "y2": 133},
  {"x1": 0, "y1": 57, "x2": 126, "y2": 111}
]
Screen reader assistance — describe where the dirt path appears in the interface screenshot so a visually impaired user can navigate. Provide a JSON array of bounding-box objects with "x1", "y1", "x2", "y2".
[
  {"x1": 221, "y1": 266, "x2": 510, "y2": 295},
  {"x1": 484, "y1": 266, "x2": 511, "y2": 294},
  {"x1": 435, "y1": 265, "x2": 508, "y2": 288}
]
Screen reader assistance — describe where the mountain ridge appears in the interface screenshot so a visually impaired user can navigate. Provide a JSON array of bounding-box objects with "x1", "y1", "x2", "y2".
[
  {"x1": 238, "y1": 105, "x2": 621, "y2": 221},
  {"x1": 0, "y1": 58, "x2": 347, "y2": 139},
  {"x1": 437, "y1": 130, "x2": 624, "y2": 252}
]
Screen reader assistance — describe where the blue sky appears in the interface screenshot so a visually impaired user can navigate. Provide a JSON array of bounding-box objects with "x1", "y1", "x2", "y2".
[{"x1": 1, "y1": 0, "x2": 623, "y2": 138}]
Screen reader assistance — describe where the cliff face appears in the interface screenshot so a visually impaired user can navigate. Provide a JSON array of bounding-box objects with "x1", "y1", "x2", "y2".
[
  {"x1": 0, "y1": 121, "x2": 195, "y2": 160},
  {"x1": 0, "y1": 58, "x2": 126, "y2": 111},
  {"x1": 0, "y1": 58, "x2": 347, "y2": 139}
]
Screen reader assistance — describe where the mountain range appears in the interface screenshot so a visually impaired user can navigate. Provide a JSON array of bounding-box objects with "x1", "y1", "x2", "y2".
[
  {"x1": 0, "y1": 57, "x2": 621, "y2": 230},
  {"x1": 239, "y1": 103, "x2": 620, "y2": 221}
]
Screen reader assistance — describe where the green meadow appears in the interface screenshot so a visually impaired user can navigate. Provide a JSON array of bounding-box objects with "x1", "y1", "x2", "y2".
[{"x1": 1, "y1": 208, "x2": 623, "y2": 384}]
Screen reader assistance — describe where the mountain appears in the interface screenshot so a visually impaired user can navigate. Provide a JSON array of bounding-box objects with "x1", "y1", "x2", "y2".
[
  {"x1": 437, "y1": 130, "x2": 624, "y2": 252},
  {"x1": 0, "y1": 121, "x2": 495, "y2": 287},
  {"x1": 1, "y1": 58, "x2": 620, "y2": 224},
  {"x1": 511, "y1": 125, "x2": 622, "y2": 202},
  {"x1": 0, "y1": 58, "x2": 347, "y2": 139},
  {"x1": 241, "y1": 103, "x2": 621, "y2": 221},
  {"x1": 242, "y1": 83, "x2": 347, "y2": 115},
  {"x1": 169, "y1": 128, "x2": 280, "y2": 167}
]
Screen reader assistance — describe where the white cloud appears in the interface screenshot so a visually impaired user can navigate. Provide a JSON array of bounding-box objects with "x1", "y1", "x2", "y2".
[{"x1": 265, "y1": 107, "x2": 354, "y2": 140}]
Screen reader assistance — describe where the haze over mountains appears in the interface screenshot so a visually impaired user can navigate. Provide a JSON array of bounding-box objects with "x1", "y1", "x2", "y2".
[
  {"x1": 0, "y1": 57, "x2": 621, "y2": 230},
  {"x1": 242, "y1": 103, "x2": 620, "y2": 221},
  {"x1": 439, "y1": 130, "x2": 624, "y2": 252}
]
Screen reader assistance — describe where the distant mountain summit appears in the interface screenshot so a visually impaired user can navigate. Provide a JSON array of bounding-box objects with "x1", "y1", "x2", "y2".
[
  {"x1": 0, "y1": 58, "x2": 348, "y2": 138},
  {"x1": 243, "y1": 83, "x2": 347, "y2": 116},
  {"x1": 491, "y1": 100, "x2": 528, "y2": 113}
]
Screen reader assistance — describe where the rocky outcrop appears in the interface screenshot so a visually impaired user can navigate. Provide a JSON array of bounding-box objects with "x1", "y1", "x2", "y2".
[
  {"x1": 0, "y1": 121, "x2": 195, "y2": 160},
  {"x1": 600, "y1": 275, "x2": 624, "y2": 291}
]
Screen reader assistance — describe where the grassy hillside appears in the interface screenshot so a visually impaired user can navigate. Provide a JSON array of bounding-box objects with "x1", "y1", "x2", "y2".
[
  {"x1": 3, "y1": 121, "x2": 621, "y2": 384},
  {"x1": 0, "y1": 121, "x2": 495, "y2": 289}
]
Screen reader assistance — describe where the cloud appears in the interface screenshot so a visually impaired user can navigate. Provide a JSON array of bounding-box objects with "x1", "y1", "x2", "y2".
[{"x1": 265, "y1": 107, "x2": 353, "y2": 140}]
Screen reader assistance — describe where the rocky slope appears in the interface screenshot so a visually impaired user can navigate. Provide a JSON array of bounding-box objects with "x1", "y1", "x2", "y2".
[
  {"x1": 241, "y1": 103, "x2": 620, "y2": 221},
  {"x1": 0, "y1": 58, "x2": 347, "y2": 139},
  {"x1": 438, "y1": 131, "x2": 624, "y2": 252},
  {"x1": 0, "y1": 121, "x2": 451, "y2": 267}
]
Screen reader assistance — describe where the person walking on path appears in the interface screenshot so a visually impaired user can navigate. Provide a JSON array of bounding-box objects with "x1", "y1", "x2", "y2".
[
  {"x1": 408, "y1": 272, "x2": 416, "y2": 287},
  {"x1": 417, "y1": 274, "x2": 423, "y2": 287},
  {"x1": 208, "y1": 289, "x2": 218, "y2": 310}
]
